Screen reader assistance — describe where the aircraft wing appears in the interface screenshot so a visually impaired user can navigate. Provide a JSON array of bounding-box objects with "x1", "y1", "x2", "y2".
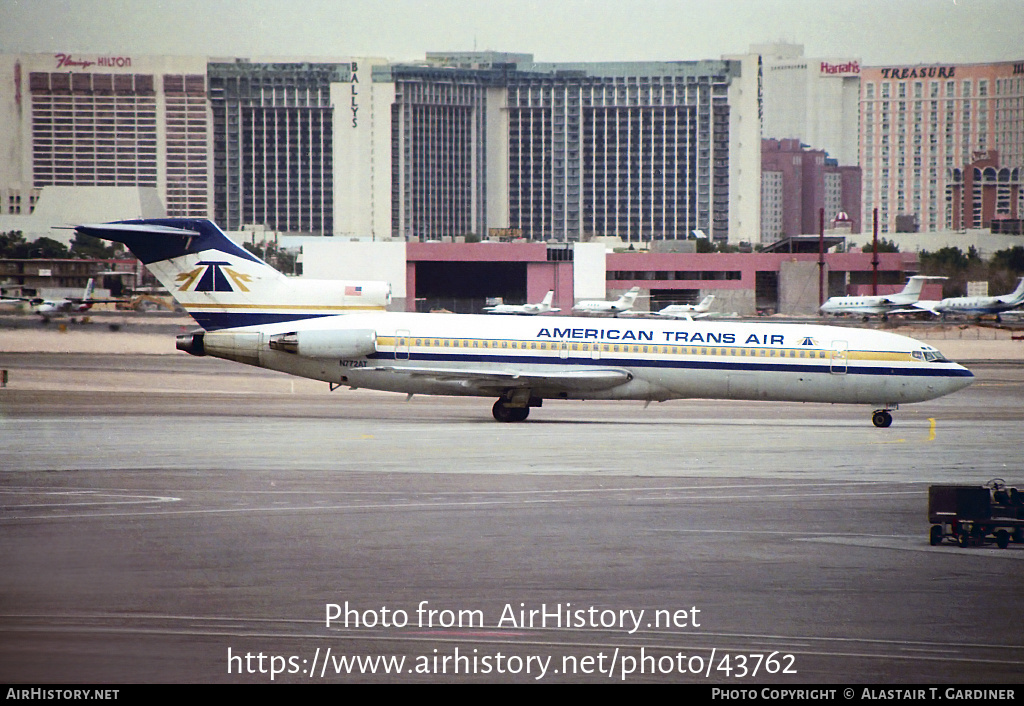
[
  {"x1": 910, "y1": 301, "x2": 941, "y2": 314},
  {"x1": 365, "y1": 364, "x2": 633, "y2": 394},
  {"x1": 887, "y1": 306, "x2": 933, "y2": 314}
]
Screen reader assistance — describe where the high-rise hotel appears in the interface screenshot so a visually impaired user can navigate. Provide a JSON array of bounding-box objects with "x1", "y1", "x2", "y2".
[
  {"x1": 860, "y1": 60, "x2": 1024, "y2": 233},
  {"x1": 0, "y1": 54, "x2": 211, "y2": 220},
  {"x1": 380, "y1": 52, "x2": 762, "y2": 243},
  {"x1": 0, "y1": 51, "x2": 762, "y2": 243}
]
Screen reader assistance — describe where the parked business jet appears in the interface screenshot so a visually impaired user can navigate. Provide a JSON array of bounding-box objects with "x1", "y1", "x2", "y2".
[
  {"x1": 572, "y1": 287, "x2": 641, "y2": 316},
  {"x1": 653, "y1": 295, "x2": 716, "y2": 321},
  {"x1": 916, "y1": 278, "x2": 1024, "y2": 322},
  {"x1": 819, "y1": 275, "x2": 942, "y2": 320},
  {"x1": 483, "y1": 290, "x2": 560, "y2": 315},
  {"x1": 74, "y1": 219, "x2": 973, "y2": 427}
]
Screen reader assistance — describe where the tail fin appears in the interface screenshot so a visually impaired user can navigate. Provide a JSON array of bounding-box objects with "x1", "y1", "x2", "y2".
[
  {"x1": 540, "y1": 290, "x2": 554, "y2": 307},
  {"x1": 82, "y1": 278, "x2": 95, "y2": 300},
  {"x1": 697, "y1": 295, "x2": 715, "y2": 310},
  {"x1": 76, "y1": 219, "x2": 389, "y2": 331},
  {"x1": 619, "y1": 287, "x2": 641, "y2": 307},
  {"x1": 1009, "y1": 277, "x2": 1024, "y2": 303},
  {"x1": 898, "y1": 276, "x2": 927, "y2": 298},
  {"x1": 891, "y1": 275, "x2": 944, "y2": 304}
]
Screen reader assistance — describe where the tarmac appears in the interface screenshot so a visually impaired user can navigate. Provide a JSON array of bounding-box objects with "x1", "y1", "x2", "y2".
[{"x1": 2, "y1": 312, "x2": 1023, "y2": 683}]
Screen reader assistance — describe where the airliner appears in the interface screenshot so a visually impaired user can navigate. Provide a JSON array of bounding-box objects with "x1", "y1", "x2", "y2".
[
  {"x1": 483, "y1": 290, "x2": 560, "y2": 315},
  {"x1": 916, "y1": 278, "x2": 1024, "y2": 322},
  {"x1": 572, "y1": 286, "x2": 641, "y2": 316},
  {"x1": 74, "y1": 219, "x2": 973, "y2": 427},
  {"x1": 819, "y1": 275, "x2": 942, "y2": 320}
]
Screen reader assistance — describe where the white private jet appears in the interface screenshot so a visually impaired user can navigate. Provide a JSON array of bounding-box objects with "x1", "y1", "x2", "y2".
[
  {"x1": 75, "y1": 219, "x2": 973, "y2": 427},
  {"x1": 915, "y1": 278, "x2": 1024, "y2": 322},
  {"x1": 572, "y1": 287, "x2": 641, "y2": 316},
  {"x1": 820, "y1": 275, "x2": 942, "y2": 321},
  {"x1": 653, "y1": 295, "x2": 716, "y2": 321},
  {"x1": 483, "y1": 290, "x2": 560, "y2": 315}
]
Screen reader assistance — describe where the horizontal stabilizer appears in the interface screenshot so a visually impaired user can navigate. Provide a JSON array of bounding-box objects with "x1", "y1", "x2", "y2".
[{"x1": 75, "y1": 219, "x2": 261, "y2": 266}]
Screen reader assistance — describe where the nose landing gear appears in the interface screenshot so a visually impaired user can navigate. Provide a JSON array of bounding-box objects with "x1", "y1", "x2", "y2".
[{"x1": 871, "y1": 409, "x2": 893, "y2": 428}]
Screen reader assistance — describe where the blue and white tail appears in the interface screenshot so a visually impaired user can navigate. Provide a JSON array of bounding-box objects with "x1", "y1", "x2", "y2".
[{"x1": 75, "y1": 219, "x2": 390, "y2": 331}]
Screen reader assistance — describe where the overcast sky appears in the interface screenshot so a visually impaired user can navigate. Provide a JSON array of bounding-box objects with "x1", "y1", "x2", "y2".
[{"x1": 0, "y1": 0, "x2": 1021, "y2": 66}]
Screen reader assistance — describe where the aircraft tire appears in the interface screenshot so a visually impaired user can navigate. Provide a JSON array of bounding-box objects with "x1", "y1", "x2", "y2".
[
  {"x1": 957, "y1": 528, "x2": 970, "y2": 548},
  {"x1": 492, "y1": 399, "x2": 529, "y2": 423},
  {"x1": 930, "y1": 525, "x2": 943, "y2": 546},
  {"x1": 996, "y1": 530, "x2": 1010, "y2": 549},
  {"x1": 871, "y1": 410, "x2": 893, "y2": 428}
]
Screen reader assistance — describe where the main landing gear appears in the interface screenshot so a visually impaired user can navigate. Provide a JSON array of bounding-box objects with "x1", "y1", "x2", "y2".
[
  {"x1": 492, "y1": 392, "x2": 542, "y2": 422},
  {"x1": 492, "y1": 399, "x2": 530, "y2": 422},
  {"x1": 871, "y1": 409, "x2": 894, "y2": 428}
]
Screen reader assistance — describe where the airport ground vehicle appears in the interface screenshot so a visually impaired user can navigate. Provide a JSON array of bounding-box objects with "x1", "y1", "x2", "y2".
[{"x1": 928, "y1": 480, "x2": 1024, "y2": 548}]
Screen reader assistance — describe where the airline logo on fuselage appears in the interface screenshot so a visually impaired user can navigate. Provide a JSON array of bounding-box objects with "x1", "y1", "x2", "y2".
[
  {"x1": 537, "y1": 327, "x2": 786, "y2": 346},
  {"x1": 176, "y1": 261, "x2": 253, "y2": 292}
]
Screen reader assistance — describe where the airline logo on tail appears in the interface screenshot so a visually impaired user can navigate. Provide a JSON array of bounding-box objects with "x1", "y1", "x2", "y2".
[
  {"x1": 176, "y1": 262, "x2": 254, "y2": 293},
  {"x1": 74, "y1": 219, "x2": 391, "y2": 331}
]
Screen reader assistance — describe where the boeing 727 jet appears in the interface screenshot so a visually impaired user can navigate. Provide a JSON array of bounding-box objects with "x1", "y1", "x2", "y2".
[{"x1": 74, "y1": 219, "x2": 973, "y2": 427}]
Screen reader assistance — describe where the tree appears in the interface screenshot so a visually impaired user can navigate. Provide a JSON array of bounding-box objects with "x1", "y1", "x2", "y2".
[
  {"x1": 992, "y1": 246, "x2": 1024, "y2": 274},
  {"x1": 243, "y1": 241, "x2": 298, "y2": 275},
  {"x1": 23, "y1": 236, "x2": 69, "y2": 259},
  {"x1": 920, "y1": 246, "x2": 971, "y2": 273},
  {"x1": 861, "y1": 238, "x2": 899, "y2": 253},
  {"x1": 70, "y1": 232, "x2": 120, "y2": 259}
]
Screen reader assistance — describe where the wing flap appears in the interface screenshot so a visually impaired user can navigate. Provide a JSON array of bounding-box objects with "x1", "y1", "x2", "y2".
[{"x1": 366, "y1": 365, "x2": 633, "y2": 393}]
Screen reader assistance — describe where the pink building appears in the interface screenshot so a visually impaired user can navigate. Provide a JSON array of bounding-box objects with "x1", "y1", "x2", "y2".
[
  {"x1": 860, "y1": 60, "x2": 1024, "y2": 234},
  {"x1": 400, "y1": 241, "x2": 919, "y2": 315},
  {"x1": 761, "y1": 138, "x2": 862, "y2": 242}
]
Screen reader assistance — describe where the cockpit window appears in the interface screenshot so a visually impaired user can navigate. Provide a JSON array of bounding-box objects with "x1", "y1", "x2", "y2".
[
  {"x1": 922, "y1": 350, "x2": 948, "y2": 362},
  {"x1": 912, "y1": 351, "x2": 924, "y2": 360}
]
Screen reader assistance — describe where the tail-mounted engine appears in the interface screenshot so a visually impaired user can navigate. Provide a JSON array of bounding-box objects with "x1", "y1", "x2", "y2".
[{"x1": 268, "y1": 329, "x2": 377, "y2": 358}]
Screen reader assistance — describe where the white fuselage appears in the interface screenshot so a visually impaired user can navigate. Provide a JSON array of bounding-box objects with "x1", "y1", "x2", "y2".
[
  {"x1": 932, "y1": 283, "x2": 1024, "y2": 316},
  {"x1": 200, "y1": 313, "x2": 973, "y2": 408}
]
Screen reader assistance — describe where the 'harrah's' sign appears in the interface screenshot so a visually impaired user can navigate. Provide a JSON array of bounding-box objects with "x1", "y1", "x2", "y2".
[{"x1": 820, "y1": 61, "x2": 860, "y2": 76}]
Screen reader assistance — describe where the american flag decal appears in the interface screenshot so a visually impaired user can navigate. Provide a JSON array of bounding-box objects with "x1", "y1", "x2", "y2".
[{"x1": 345, "y1": 285, "x2": 363, "y2": 296}]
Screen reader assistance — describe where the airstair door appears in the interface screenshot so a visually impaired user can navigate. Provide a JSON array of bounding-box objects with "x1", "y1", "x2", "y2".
[
  {"x1": 395, "y1": 329, "x2": 410, "y2": 360},
  {"x1": 830, "y1": 340, "x2": 848, "y2": 374}
]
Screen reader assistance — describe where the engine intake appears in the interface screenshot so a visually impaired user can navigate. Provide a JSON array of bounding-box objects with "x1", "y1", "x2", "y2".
[{"x1": 269, "y1": 329, "x2": 376, "y2": 358}]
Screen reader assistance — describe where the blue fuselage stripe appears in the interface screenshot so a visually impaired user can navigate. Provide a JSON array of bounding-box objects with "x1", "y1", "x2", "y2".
[{"x1": 367, "y1": 351, "x2": 973, "y2": 379}]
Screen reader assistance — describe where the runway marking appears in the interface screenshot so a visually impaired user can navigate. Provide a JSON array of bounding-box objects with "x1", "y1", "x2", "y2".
[
  {"x1": 798, "y1": 535, "x2": 1024, "y2": 558},
  {"x1": 0, "y1": 489, "x2": 179, "y2": 509},
  {"x1": 928, "y1": 417, "x2": 936, "y2": 441},
  {"x1": 2, "y1": 614, "x2": 1023, "y2": 671},
  {"x1": 0, "y1": 487, "x2": 929, "y2": 520}
]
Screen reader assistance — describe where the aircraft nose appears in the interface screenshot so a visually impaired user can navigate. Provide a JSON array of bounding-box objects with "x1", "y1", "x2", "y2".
[{"x1": 947, "y1": 364, "x2": 974, "y2": 393}]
